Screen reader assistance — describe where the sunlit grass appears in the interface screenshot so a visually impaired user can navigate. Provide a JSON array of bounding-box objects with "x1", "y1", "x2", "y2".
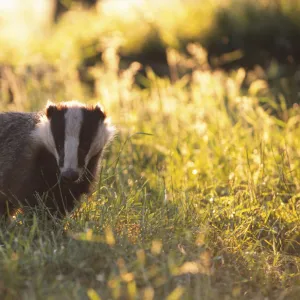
[{"x1": 0, "y1": 38, "x2": 299, "y2": 299}]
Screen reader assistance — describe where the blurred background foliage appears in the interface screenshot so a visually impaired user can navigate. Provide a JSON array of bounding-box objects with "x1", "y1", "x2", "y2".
[{"x1": 1, "y1": 0, "x2": 300, "y2": 110}]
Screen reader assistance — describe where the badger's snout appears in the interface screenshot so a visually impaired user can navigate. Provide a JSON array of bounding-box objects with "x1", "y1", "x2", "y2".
[{"x1": 61, "y1": 168, "x2": 79, "y2": 183}]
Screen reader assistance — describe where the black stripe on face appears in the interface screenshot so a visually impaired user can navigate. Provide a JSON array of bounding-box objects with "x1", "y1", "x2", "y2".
[
  {"x1": 49, "y1": 108, "x2": 66, "y2": 167},
  {"x1": 78, "y1": 108, "x2": 104, "y2": 168}
]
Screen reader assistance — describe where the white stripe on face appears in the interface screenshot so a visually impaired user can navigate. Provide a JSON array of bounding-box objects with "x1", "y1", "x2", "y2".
[
  {"x1": 62, "y1": 108, "x2": 83, "y2": 173},
  {"x1": 33, "y1": 115, "x2": 59, "y2": 162}
]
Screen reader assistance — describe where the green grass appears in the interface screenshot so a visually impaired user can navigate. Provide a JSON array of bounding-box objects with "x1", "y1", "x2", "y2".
[{"x1": 0, "y1": 43, "x2": 299, "y2": 300}]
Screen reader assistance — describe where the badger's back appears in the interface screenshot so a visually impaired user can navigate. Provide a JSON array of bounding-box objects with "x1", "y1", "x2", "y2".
[
  {"x1": 0, "y1": 112, "x2": 40, "y2": 170},
  {"x1": 0, "y1": 112, "x2": 46, "y2": 214},
  {"x1": 0, "y1": 102, "x2": 114, "y2": 217}
]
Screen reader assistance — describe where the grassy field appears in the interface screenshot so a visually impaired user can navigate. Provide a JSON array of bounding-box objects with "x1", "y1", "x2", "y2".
[{"x1": 0, "y1": 42, "x2": 299, "y2": 300}]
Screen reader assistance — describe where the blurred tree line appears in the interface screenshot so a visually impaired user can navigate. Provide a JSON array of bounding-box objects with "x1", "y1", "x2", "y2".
[
  {"x1": 1, "y1": 0, "x2": 300, "y2": 107},
  {"x1": 54, "y1": 0, "x2": 97, "y2": 21},
  {"x1": 52, "y1": 0, "x2": 300, "y2": 72}
]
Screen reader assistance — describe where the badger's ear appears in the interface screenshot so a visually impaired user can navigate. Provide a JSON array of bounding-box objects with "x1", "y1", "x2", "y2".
[
  {"x1": 94, "y1": 103, "x2": 106, "y2": 119},
  {"x1": 45, "y1": 100, "x2": 57, "y2": 119}
]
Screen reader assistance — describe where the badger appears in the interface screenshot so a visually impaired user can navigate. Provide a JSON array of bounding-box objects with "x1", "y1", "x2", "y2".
[{"x1": 0, "y1": 100, "x2": 115, "y2": 218}]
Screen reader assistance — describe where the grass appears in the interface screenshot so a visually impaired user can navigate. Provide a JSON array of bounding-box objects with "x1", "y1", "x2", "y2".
[{"x1": 0, "y1": 42, "x2": 299, "y2": 300}]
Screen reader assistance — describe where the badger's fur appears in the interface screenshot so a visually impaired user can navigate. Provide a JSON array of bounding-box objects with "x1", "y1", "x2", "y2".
[{"x1": 0, "y1": 101, "x2": 115, "y2": 218}]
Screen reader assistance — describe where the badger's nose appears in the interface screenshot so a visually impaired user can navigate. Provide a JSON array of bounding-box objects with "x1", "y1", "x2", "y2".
[{"x1": 61, "y1": 169, "x2": 79, "y2": 182}]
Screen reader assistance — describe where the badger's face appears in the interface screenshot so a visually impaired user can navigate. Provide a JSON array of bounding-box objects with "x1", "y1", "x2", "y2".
[{"x1": 35, "y1": 101, "x2": 114, "y2": 183}]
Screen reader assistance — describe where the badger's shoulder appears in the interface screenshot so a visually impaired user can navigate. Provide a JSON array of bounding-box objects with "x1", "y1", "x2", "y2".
[
  {"x1": 0, "y1": 112, "x2": 43, "y2": 185},
  {"x1": 0, "y1": 111, "x2": 41, "y2": 149},
  {"x1": 0, "y1": 111, "x2": 40, "y2": 130}
]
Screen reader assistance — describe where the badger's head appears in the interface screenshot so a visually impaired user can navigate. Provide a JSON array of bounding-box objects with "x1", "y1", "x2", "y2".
[{"x1": 34, "y1": 100, "x2": 115, "y2": 183}]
